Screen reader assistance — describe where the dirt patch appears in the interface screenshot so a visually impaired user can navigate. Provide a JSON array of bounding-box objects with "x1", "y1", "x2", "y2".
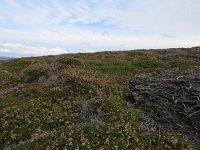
[
  {"x1": 74, "y1": 100, "x2": 103, "y2": 124},
  {"x1": 128, "y1": 71, "x2": 200, "y2": 144},
  {"x1": 40, "y1": 74, "x2": 73, "y2": 89},
  {"x1": 47, "y1": 57, "x2": 58, "y2": 65}
]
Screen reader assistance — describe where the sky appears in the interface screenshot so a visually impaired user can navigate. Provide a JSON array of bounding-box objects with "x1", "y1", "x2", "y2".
[{"x1": 0, "y1": 0, "x2": 200, "y2": 57}]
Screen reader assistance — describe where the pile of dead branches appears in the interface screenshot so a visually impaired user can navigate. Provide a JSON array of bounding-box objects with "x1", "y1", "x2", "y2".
[{"x1": 128, "y1": 71, "x2": 200, "y2": 144}]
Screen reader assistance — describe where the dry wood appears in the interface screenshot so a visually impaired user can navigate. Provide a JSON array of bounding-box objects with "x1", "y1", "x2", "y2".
[{"x1": 128, "y1": 71, "x2": 200, "y2": 144}]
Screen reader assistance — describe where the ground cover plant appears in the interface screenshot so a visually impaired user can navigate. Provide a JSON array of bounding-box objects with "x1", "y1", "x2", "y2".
[{"x1": 1, "y1": 47, "x2": 200, "y2": 149}]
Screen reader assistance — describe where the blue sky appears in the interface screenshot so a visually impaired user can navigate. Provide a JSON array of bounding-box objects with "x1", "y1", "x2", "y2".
[{"x1": 0, "y1": 0, "x2": 200, "y2": 57}]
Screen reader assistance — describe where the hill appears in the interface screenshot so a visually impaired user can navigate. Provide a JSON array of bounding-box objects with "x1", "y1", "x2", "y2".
[
  {"x1": 0, "y1": 57, "x2": 14, "y2": 60},
  {"x1": 0, "y1": 47, "x2": 200, "y2": 149}
]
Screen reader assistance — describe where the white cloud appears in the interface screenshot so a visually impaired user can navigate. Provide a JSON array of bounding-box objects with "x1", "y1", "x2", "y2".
[
  {"x1": 3, "y1": 0, "x2": 23, "y2": 9},
  {"x1": 2, "y1": 0, "x2": 200, "y2": 34},
  {"x1": 14, "y1": 6, "x2": 52, "y2": 24},
  {"x1": 0, "y1": 14, "x2": 5, "y2": 24},
  {"x1": 50, "y1": 3, "x2": 71, "y2": 24},
  {"x1": 0, "y1": 0, "x2": 200, "y2": 57},
  {"x1": 1, "y1": 27, "x2": 200, "y2": 53},
  {"x1": 2, "y1": 0, "x2": 52, "y2": 24},
  {"x1": 0, "y1": 43, "x2": 67, "y2": 56}
]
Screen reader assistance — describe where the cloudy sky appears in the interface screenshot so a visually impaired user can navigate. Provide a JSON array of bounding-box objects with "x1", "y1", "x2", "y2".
[{"x1": 0, "y1": 0, "x2": 200, "y2": 57}]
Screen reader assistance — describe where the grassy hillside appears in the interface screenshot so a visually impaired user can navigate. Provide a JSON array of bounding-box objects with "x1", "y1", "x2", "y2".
[{"x1": 1, "y1": 47, "x2": 200, "y2": 149}]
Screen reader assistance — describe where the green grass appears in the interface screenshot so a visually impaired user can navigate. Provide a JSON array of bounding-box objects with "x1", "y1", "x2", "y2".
[
  {"x1": 0, "y1": 59, "x2": 31, "y2": 73},
  {"x1": 88, "y1": 54, "x2": 161, "y2": 74},
  {"x1": 1, "y1": 48, "x2": 199, "y2": 149}
]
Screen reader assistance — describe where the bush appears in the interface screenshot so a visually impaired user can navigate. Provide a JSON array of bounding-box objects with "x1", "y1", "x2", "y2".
[{"x1": 21, "y1": 69, "x2": 47, "y2": 83}]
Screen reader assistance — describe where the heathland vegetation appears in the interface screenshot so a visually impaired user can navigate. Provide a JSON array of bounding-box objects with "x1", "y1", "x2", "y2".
[{"x1": 1, "y1": 47, "x2": 200, "y2": 149}]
